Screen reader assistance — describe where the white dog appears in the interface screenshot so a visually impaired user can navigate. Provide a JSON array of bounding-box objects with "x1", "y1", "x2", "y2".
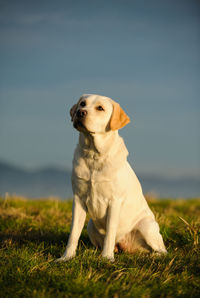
[{"x1": 57, "y1": 94, "x2": 167, "y2": 262}]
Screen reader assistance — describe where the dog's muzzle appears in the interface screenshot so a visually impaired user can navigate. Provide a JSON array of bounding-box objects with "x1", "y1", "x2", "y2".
[{"x1": 73, "y1": 109, "x2": 87, "y2": 130}]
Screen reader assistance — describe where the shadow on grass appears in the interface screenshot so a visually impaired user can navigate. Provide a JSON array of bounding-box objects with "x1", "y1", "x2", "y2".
[{"x1": 0, "y1": 229, "x2": 93, "y2": 257}]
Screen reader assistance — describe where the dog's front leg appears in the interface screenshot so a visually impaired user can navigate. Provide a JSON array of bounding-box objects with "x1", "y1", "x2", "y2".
[
  {"x1": 56, "y1": 195, "x2": 86, "y2": 262},
  {"x1": 101, "y1": 198, "x2": 122, "y2": 261}
]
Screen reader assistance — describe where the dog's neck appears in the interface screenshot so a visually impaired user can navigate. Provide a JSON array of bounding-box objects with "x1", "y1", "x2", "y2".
[{"x1": 78, "y1": 131, "x2": 128, "y2": 160}]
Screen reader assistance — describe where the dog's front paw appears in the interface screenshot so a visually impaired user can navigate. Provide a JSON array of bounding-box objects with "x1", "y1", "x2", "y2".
[
  {"x1": 55, "y1": 251, "x2": 76, "y2": 263},
  {"x1": 101, "y1": 252, "x2": 115, "y2": 262},
  {"x1": 55, "y1": 256, "x2": 72, "y2": 263}
]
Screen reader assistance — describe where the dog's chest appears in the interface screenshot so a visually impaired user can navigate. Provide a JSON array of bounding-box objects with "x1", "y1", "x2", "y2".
[{"x1": 72, "y1": 156, "x2": 115, "y2": 218}]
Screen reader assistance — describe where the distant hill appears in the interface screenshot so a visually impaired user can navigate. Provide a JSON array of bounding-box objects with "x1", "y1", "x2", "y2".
[
  {"x1": 138, "y1": 173, "x2": 200, "y2": 198},
  {"x1": 0, "y1": 161, "x2": 72, "y2": 198},
  {"x1": 0, "y1": 161, "x2": 199, "y2": 198}
]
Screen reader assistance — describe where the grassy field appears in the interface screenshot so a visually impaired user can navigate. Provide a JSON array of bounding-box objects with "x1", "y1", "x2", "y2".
[{"x1": 0, "y1": 196, "x2": 200, "y2": 297}]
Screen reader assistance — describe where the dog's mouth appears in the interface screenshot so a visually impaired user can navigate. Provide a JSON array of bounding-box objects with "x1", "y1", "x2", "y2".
[
  {"x1": 73, "y1": 119, "x2": 86, "y2": 131},
  {"x1": 73, "y1": 119, "x2": 95, "y2": 134}
]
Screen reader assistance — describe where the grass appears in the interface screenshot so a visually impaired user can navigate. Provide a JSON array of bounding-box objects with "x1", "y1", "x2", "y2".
[{"x1": 0, "y1": 195, "x2": 200, "y2": 297}]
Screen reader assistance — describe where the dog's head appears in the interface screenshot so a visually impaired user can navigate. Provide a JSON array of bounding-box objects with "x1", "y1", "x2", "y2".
[{"x1": 70, "y1": 94, "x2": 130, "y2": 134}]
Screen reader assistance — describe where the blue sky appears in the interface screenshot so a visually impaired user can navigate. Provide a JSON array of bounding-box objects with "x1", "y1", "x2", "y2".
[{"x1": 0, "y1": 0, "x2": 199, "y2": 177}]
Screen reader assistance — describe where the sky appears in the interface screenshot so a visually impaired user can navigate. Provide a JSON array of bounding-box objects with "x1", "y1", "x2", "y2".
[{"x1": 0, "y1": 0, "x2": 199, "y2": 178}]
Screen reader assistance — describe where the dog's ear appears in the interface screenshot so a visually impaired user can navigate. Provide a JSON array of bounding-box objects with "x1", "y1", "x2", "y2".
[
  {"x1": 70, "y1": 104, "x2": 77, "y2": 121},
  {"x1": 110, "y1": 102, "x2": 130, "y2": 130}
]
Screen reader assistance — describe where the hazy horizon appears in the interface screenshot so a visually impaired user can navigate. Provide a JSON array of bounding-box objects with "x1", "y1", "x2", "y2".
[{"x1": 0, "y1": 159, "x2": 199, "y2": 198}]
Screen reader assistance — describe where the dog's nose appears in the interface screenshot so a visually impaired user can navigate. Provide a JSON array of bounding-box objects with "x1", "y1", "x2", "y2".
[{"x1": 76, "y1": 109, "x2": 87, "y2": 118}]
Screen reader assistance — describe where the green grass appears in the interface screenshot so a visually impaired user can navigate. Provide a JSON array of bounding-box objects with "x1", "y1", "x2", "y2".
[{"x1": 0, "y1": 195, "x2": 200, "y2": 297}]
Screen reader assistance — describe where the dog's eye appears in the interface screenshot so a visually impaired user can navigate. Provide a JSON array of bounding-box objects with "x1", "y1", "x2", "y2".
[
  {"x1": 80, "y1": 101, "x2": 86, "y2": 107},
  {"x1": 96, "y1": 106, "x2": 104, "y2": 111}
]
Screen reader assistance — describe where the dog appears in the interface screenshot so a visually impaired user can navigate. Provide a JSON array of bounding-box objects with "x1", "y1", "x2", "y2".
[{"x1": 57, "y1": 94, "x2": 167, "y2": 262}]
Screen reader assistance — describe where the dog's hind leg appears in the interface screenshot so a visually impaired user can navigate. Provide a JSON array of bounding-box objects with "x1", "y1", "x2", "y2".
[{"x1": 136, "y1": 217, "x2": 167, "y2": 254}]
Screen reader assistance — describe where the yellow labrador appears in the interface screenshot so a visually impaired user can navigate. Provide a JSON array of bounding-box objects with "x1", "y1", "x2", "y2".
[{"x1": 57, "y1": 94, "x2": 167, "y2": 262}]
